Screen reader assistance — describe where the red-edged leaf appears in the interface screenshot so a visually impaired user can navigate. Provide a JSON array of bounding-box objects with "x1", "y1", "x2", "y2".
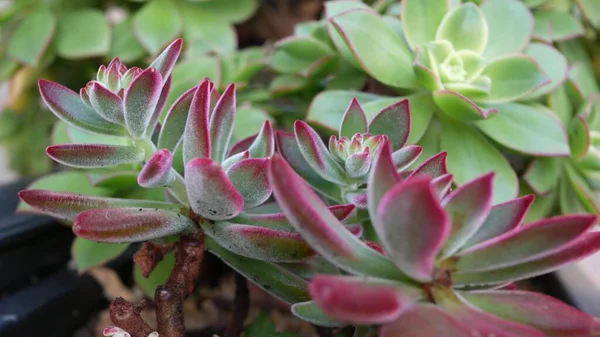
[
  {"x1": 453, "y1": 232, "x2": 600, "y2": 285},
  {"x1": 221, "y1": 150, "x2": 250, "y2": 171},
  {"x1": 345, "y1": 150, "x2": 371, "y2": 178},
  {"x1": 339, "y1": 98, "x2": 368, "y2": 138},
  {"x1": 345, "y1": 191, "x2": 367, "y2": 209},
  {"x1": 392, "y1": 145, "x2": 422, "y2": 171},
  {"x1": 455, "y1": 214, "x2": 596, "y2": 272},
  {"x1": 464, "y1": 195, "x2": 535, "y2": 248},
  {"x1": 88, "y1": 82, "x2": 124, "y2": 124},
  {"x1": 38, "y1": 80, "x2": 124, "y2": 135},
  {"x1": 147, "y1": 75, "x2": 171, "y2": 135},
  {"x1": 209, "y1": 84, "x2": 236, "y2": 163},
  {"x1": 202, "y1": 221, "x2": 313, "y2": 262},
  {"x1": 291, "y1": 300, "x2": 344, "y2": 328},
  {"x1": 367, "y1": 140, "x2": 400, "y2": 231},
  {"x1": 137, "y1": 149, "x2": 174, "y2": 188},
  {"x1": 73, "y1": 208, "x2": 193, "y2": 243},
  {"x1": 432, "y1": 174, "x2": 454, "y2": 199},
  {"x1": 148, "y1": 39, "x2": 182, "y2": 83},
  {"x1": 123, "y1": 67, "x2": 163, "y2": 138},
  {"x1": 157, "y1": 86, "x2": 196, "y2": 151},
  {"x1": 407, "y1": 152, "x2": 448, "y2": 179},
  {"x1": 46, "y1": 144, "x2": 143, "y2": 168},
  {"x1": 309, "y1": 275, "x2": 421, "y2": 325},
  {"x1": 226, "y1": 158, "x2": 271, "y2": 209},
  {"x1": 439, "y1": 173, "x2": 494, "y2": 258},
  {"x1": 377, "y1": 176, "x2": 450, "y2": 281},
  {"x1": 18, "y1": 190, "x2": 182, "y2": 221},
  {"x1": 462, "y1": 290, "x2": 600, "y2": 337},
  {"x1": 183, "y1": 80, "x2": 212, "y2": 163},
  {"x1": 269, "y1": 155, "x2": 403, "y2": 279},
  {"x1": 248, "y1": 120, "x2": 275, "y2": 158},
  {"x1": 294, "y1": 121, "x2": 348, "y2": 184},
  {"x1": 368, "y1": 99, "x2": 410, "y2": 150},
  {"x1": 381, "y1": 304, "x2": 471, "y2": 337},
  {"x1": 229, "y1": 135, "x2": 256, "y2": 156}
]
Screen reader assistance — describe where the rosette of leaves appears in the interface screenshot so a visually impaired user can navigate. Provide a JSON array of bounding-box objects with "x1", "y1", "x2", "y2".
[
  {"x1": 523, "y1": 0, "x2": 596, "y2": 39},
  {"x1": 269, "y1": 138, "x2": 600, "y2": 336}
]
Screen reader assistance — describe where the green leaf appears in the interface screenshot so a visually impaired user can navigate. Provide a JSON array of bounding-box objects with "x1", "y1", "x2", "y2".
[
  {"x1": 440, "y1": 116, "x2": 517, "y2": 203},
  {"x1": 522, "y1": 43, "x2": 568, "y2": 99},
  {"x1": 523, "y1": 157, "x2": 563, "y2": 195},
  {"x1": 325, "y1": 0, "x2": 371, "y2": 70},
  {"x1": 569, "y1": 116, "x2": 590, "y2": 159},
  {"x1": 331, "y1": 8, "x2": 416, "y2": 88},
  {"x1": 188, "y1": 0, "x2": 258, "y2": 24},
  {"x1": 245, "y1": 313, "x2": 276, "y2": 337},
  {"x1": 291, "y1": 301, "x2": 344, "y2": 327},
  {"x1": 8, "y1": 9, "x2": 56, "y2": 66},
  {"x1": 481, "y1": 0, "x2": 533, "y2": 59},
  {"x1": 56, "y1": 10, "x2": 110, "y2": 59},
  {"x1": 577, "y1": 0, "x2": 600, "y2": 29},
  {"x1": 434, "y1": 90, "x2": 496, "y2": 121},
  {"x1": 233, "y1": 106, "x2": 274, "y2": 140},
  {"x1": 306, "y1": 90, "x2": 383, "y2": 132},
  {"x1": 481, "y1": 55, "x2": 549, "y2": 103},
  {"x1": 522, "y1": 183, "x2": 556, "y2": 223},
  {"x1": 108, "y1": 19, "x2": 146, "y2": 63},
  {"x1": 533, "y1": 11, "x2": 584, "y2": 42},
  {"x1": 435, "y1": 3, "x2": 488, "y2": 54},
  {"x1": 133, "y1": 0, "x2": 182, "y2": 55},
  {"x1": 401, "y1": 0, "x2": 450, "y2": 49},
  {"x1": 134, "y1": 251, "x2": 175, "y2": 297},
  {"x1": 72, "y1": 238, "x2": 128, "y2": 273},
  {"x1": 475, "y1": 103, "x2": 570, "y2": 156},
  {"x1": 179, "y1": 2, "x2": 236, "y2": 55},
  {"x1": 568, "y1": 62, "x2": 600, "y2": 100},
  {"x1": 548, "y1": 85, "x2": 573, "y2": 126}
]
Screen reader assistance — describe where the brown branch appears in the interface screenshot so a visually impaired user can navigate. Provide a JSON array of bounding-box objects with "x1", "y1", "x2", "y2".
[
  {"x1": 134, "y1": 241, "x2": 176, "y2": 277},
  {"x1": 156, "y1": 285, "x2": 185, "y2": 337},
  {"x1": 109, "y1": 297, "x2": 155, "y2": 337},
  {"x1": 223, "y1": 273, "x2": 251, "y2": 337},
  {"x1": 167, "y1": 229, "x2": 205, "y2": 296}
]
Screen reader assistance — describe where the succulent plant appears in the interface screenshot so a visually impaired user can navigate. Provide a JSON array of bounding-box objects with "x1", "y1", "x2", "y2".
[{"x1": 269, "y1": 138, "x2": 600, "y2": 336}]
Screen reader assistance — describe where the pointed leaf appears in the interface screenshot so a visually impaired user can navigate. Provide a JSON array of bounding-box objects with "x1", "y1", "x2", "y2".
[
  {"x1": 367, "y1": 140, "x2": 401, "y2": 233},
  {"x1": 432, "y1": 174, "x2": 454, "y2": 199},
  {"x1": 434, "y1": 90, "x2": 497, "y2": 121},
  {"x1": 73, "y1": 208, "x2": 194, "y2": 243},
  {"x1": 339, "y1": 98, "x2": 368, "y2": 138},
  {"x1": 158, "y1": 86, "x2": 196, "y2": 151},
  {"x1": 309, "y1": 275, "x2": 421, "y2": 325},
  {"x1": 183, "y1": 81, "x2": 212, "y2": 163},
  {"x1": 392, "y1": 145, "x2": 422, "y2": 171},
  {"x1": 138, "y1": 149, "x2": 174, "y2": 188},
  {"x1": 482, "y1": 0, "x2": 533, "y2": 59},
  {"x1": 291, "y1": 301, "x2": 344, "y2": 328},
  {"x1": 46, "y1": 144, "x2": 144, "y2": 168},
  {"x1": 72, "y1": 238, "x2": 129, "y2": 273},
  {"x1": 401, "y1": 0, "x2": 450, "y2": 49},
  {"x1": 38, "y1": 80, "x2": 124, "y2": 136},
  {"x1": 147, "y1": 75, "x2": 171, "y2": 135},
  {"x1": 148, "y1": 39, "x2": 182, "y2": 82},
  {"x1": 523, "y1": 43, "x2": 568, "y2": 99},
  {"x1": 226, "y1": 158, "x2": 271, "y2": 209},
  {"x1": 88, "y1": 82, "x2": 124, "y2": 124},
  {"x1": 368, "y1": 99, "x2": 410, "y2": 150},
  {"x1": 523, "y1": 158, "x2": 563, "y2": 195},
  {"x1": 185, "y1": 157, "x2": 243, "y2": 221},
  {"x1": 482, "y1": 55, "x2": 549, "y2": 103},
  {"x1": 248, "y1": 120, "x2": 275, "y2": 158},
  {"x1": 381, "y1": 304, "x2": 472, "y2": 337},
  {"x1": 435, "y1": 3, "x2": 488, "y2": 53},
  {"x1": 124, "y1": 68, "x2": 163, "y2": 138},
  {"x1": 408, "y1": 152, "x2": 448, "y2": 179},
  {"x1": 209, "y1": 84, "x2": 236, "y2": 163},
  {"x1": 377, "y1": 176, "x2": 450, "y2": 281}
]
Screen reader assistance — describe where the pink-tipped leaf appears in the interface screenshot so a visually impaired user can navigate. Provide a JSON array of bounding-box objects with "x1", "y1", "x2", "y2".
[
  {"x1": 157, "y1": 86, "x2": 196, "y2": 151},
  {"x1": 123, "y1": 68, "x2": 163, "y2": 138},
  {"x1": 248, "y1": 120, "x2": 275, "y2": 158},
  {"x1": 148, "y1": 39, "x2": 182, "y2": 83},
  {"x1": 73, "y1": 207, "x2": 194, "y2": 243},
  {"x1": 380, "y1": 304, "x2": 472, "y2": 337},
  {"x1": 229, "y1": 135, "x2": 256, "y2": 156},
  {"x1": 368, "y1": 99, "x2": 410, "y2": 150},
  {"x1": 392, "y1": 145, "x2": 422, "y2": 171},
  {"x1": 183, "y1": 80, "x2": 212, "y2": 163},
  {"x1": 309, "y1": 275, "x2": 421, "y2": 325},
  {"x1": 377, "y1": 176, "x2": 451, "y2": 281},
  {"x1": 88, "y1": 82, "x2": 124, "y2": 124},
  {"x1": 345, "y1": 191, "x2": 368, "y2": 209},
  {"x1": 147, "y1": 75, "x2": 171, "y2": 135},
  {"x1": 407, "y1": 152, "x2": 448, "y2": 179},
  {"x1": 185, "y1": 157, "x2": 243, "y2": 221},
  {"x1": 46, "y1": 144, "x2": 144, "y2": 168},
  {"x1": 209, "y1": 84, "x2": 236, "y2": 163},
  {"x1": 345, "y1": 150, "x2": 371, "y2": 178},
  {"x1": 291, "y1": 301, "x2": 344, "y2": 328},
  {"x1": 137, "y1": 149, "x2": 174, "y2": 188},
  {"x1": 226, "y1": 158, "x2": 271, "y2": 209},
  {"x1": 38, "y1": 80, "x2": 124, "y2": 136},
  {"x1": 339, "y1": 98, "x2": 368, "y2": 138},
  {"x1": 221, "y1": 150, "x2": 250, "y2": 171},
  {"x1": 367, "y1": 139, "x2": 401, "y2": 230},
  {"x1": 432, "y1": 173, "x2": 454, "y2": 199},
  {"x1": 439, "y1": 173, "x2": 494, "y2": 258}
]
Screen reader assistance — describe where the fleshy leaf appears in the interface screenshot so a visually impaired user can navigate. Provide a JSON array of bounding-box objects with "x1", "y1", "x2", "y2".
[
  {"x1": 226, "y1": 158, "x2": 271, "y2": 209},
  {"x1": 124, "y1": 68, "x2": 163, "y2": 138},
  {"x1": 367, "y1": 140, "x2": 401, "y2": 232},
  {"x1": 435, "y1": 3, "x2": 488, "y2": 54},
  {"x1": 434, "y1": 90, "x2": 497, "y2": 121},
  {"x1": 440, "y1": 173, "x2": 494, "y2": 258},
  {"x1": 38, "y1": 80, "x2": 124, "y2": 136},
  {"x1": 46, "y1": 144, "x2": 144, "y2": 168},
  {"x1": 309, "y1": 275, "x2": 421, "y2": 325},
  {"x1": 183, "y1": 80, "x2": 212, "y2": 163},
  {"x1": 392, "y1": 145, "x2": 422, "y2": 171},
  {"x1": 248, "y1": 120, "x2": 275, "y2": 158},
  {"x1": 401, "y1": 0, "x2": 450, "y2": 49},
  {"x1": 432, "y1": 174, "x2": 454, "y2": 199},
  {"x1": 7, "y1": 9, "x2": 56, "y2": 66},
  {"x1": 481, "y1": 55, "x2": 549, "y2": 103},
  {"x1": 368, "y1": 99, "x2": 410, "y2": 150},
  {"x1": 73, "y1": 208, "x2": 194, "y2": 243},
  {"x1": 138, "y1": 149, "x2": 174, "y2": 188},
  {"x1": 339, "y1": 98, "x2": 368, "y2": 138},
  {"x1": 407, "y1": 152, "x2": 448, "y2": 179},
  {"x1": 481, "y1": 0, "x2": 533, "y2": 59},
  {"x1": 72, "y1": 238, "x2": 129, "y2": 274},
  {"x1": 203, "y1": 221, "x2": 313, "y2": 262},
  {"x1": 533, "y1": 11, "x2": 584, "y2": 42},
  {"x1": 88, "y1": 82, "x2": 124, "y2": 124},
  {"x1": 377, "y1": 176, "x2": 450, "y2": 281},
  {"x1": 523, "y1": 157, "x2": 563, "y2": 195},
  {"x1": 147, "y1": 75, "x2": 171, "y2": 135},
  {"x1": 148, "y1": 39, "x2": 182, "y2": 83},
  {"x1": 158, "y1": 86, "x2": 196, "y2": 151},
  {"x1": 185, "y1": 157, "x2": 244, "y2": 221},
  {"x1": 523, "y1": 43, "x2": 568, "y2": 99},
  {"x1": 209, "y1": 84, "x2": 236, "y2": 163},
  {"x1": 133, "y1": 0, "x2": 182, "y2": 55},
  {"x1": 345, "y1": 151, "x2": 371, "y2": 178},
  {"x1": 291, "y1": 301, "x2": 344, "y2": 328},
  {"x1": 380, "y1": 304, "x2": 472, "y2": 337}
]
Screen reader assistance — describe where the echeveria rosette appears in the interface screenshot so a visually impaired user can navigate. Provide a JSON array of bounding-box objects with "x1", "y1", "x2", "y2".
[{"x1": 269, "y1": 139, "x2": 600, "y2": 336}]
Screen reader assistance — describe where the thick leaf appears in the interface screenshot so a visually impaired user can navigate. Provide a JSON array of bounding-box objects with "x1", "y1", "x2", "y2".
[
  {"x1": 88, "y1": 82, "x2": 124, "y2": 124},
  {"x1": 325, "y1": 1, "x2": 373, "y2": 70},
  {"x1": 455, "y1": 214, "x2": 596, "y2": 272},
  {"x1": 148, "y1": 39, "x2": 182, "y2": 82},
  {"x1": 233, "y1": 107, "x2": 274, "y2": 141},
  {"x1": 183, "y1": 80, "x2": 212, "y2": 163},
  {"x1": 523, "y1": 43, "x2": 568, "y2": 99},
  {"x1": 578, "y1": 0, "x2": 600, "y2": 29},
  {"x1": 407, "y1": 152, "x2": 448, "y2": 179},
  {"x1": 203, "y1": 221, "x2": 313, "y2": 262},
  {"x1": 56, "y1": 10, "x2": 109, "y2": 58},
  {"x1": 481, "y1": 0, "x2": 533, "y2": 59},
  {"x1": 440, "y1": 173, "x2": 494, "y2": 258},
  {"x1": 368, "y1": 99, "x2": 410, "y2": 150},
  {"x1": 226, "y1": 158, "x2": 271, "y2": 209},
  {"x1": 481, "y1": 55, "x2": 549, "y2": 103},
  {"x1": 158, "y1": 86, "x2": 196, "y2": 151},
  {"x1": 108, "y1": 19, "x2": 146, "y2": 63},
  {"x1": 72, "y1": 238, "x2": 128, "y2": 273},
  {"x1": 392, "y1": 145, "x2": 422, "y2": 171},
  {"x1": 46, "y1": 144, "x2": 144, "y2": 168},
  {"x1": 401, "y1": 0, "x2": 450, "y2": 49},
  {"x1": 569, "y1": 116, "x2": 590, "y2": 159},
  {"x1": 73, "y1": 208, "x2": 194, "y2": 243},
  {"x1": 367, "y1": 141, "x2": 400, "y2": 232},
  {"x1": 378, "y1": 176, "x2": 450, "y2": 281},
  {"x1": 309, "y1": 275, "x2": 421, "y2": 325},
  {"x1": 435, "y1": 3, "x2": 488, "y2": 54},
  {"x1": 38, "y1": 80, "x2": 124, "y2": 136},
  {"x1": 185, "y1": 157, "x2": 244, "y2": 221},
  {"x1": 331, "y1": 9, "x2": 416, "y2": 89},
  {"x1": 463, "y1": 195, "x2": 535, "y2": 248},
  {"x1": 18, "y1": 190, "x2": 181, "y2": 221},
  {"x1": 475, "y1": 103, "x2": 570, "y2": 156},
  {"x1": 291, "y1": 301, "x2": 344, "y2": 328},
  {"x1": 248, "y1": 120, "x2": 275, "y2": 158},
  {"x1": 345, "y1": 151, "x2": 371, "y2": 178},
  {"x1": 523, "y1": 157, "x2": 563, "y2": 194},
  {"x1": 432, "y1": 174, "x2": 454, "y2": 199},
  {"x1": 434, "y1": 90, "x2": 496, "y2": 121},
  {"x1": 8, "y1": 9, "x2": 56, "y2": 66},
  {"x1": 124, "y1": 68, "x2": 163, "y2": 138},
  {"x1": 138, "y1": 149, "x2": 174, "y2": 188},
  {"x1": 133, "y1": 0, "x2": 182, "y2": 54},
  {"x1": 533, "y1": 11, "x2": 584, "y2": 42},
  {"x1": 381, "y1": 304, "x2": 472, "y2": 337},
  {"x1": 339, "y1": 98, "x2": 368, "y2": 138},
  {"x1": 209, "y1": 84, "x2": 236, "y2": 163},
  {"x1": 269, "y1": 155, "x2": 404, "y2": 279},
  {"x1": 306, "y1": 90, "x2": 382, "y2": 132}
]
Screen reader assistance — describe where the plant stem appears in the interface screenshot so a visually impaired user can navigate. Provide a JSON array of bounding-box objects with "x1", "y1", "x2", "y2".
[
  {"x1": 168, "y1": 170, "x2": 189, "y2": 206},
  {"x1": 156, "y1": 285, "x2": 185, "y2": 337},
  {"x1": 223, "y1": 273, "x2": 250, "y2": 337},
  {"x1": 109, "y1": 297, "x2": 155, "y2": 337}
]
